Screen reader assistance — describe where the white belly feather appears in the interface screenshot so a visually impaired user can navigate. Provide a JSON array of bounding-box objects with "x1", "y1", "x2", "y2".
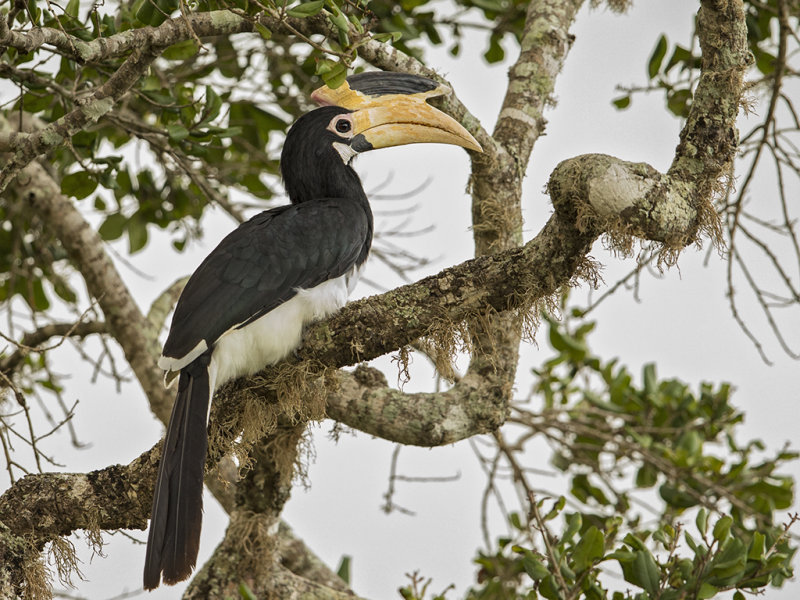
[{"x1": 206, "y1": 265, "x2": 362, "y2": 393}]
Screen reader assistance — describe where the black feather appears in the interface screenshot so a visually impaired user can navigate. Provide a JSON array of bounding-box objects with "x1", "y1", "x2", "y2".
[
  {"x1": 143, "y1": 356, "x2": 210, "y2": 589},
  {"x1": 281, "y1": 106, "x2": 365, "y2": 204}
]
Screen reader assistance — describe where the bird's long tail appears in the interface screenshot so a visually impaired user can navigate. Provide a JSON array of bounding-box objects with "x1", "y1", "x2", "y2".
[{"x1": 143, "y1": 359, "x2": 210, "y2": 589}]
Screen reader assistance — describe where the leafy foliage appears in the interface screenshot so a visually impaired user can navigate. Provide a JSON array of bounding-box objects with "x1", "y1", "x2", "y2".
[
  {"x1": 0, "y1": 0, "x2": 532, "y2": 315},
  {"x1": 612, "y1": 0, "x2": 787, "y2": 116},
  {"x1": 464, "y1": 315, "x2": 796, "y2": 599}
]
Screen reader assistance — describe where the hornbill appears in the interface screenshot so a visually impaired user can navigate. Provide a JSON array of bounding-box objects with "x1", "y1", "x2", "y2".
[{"x1": 143, "y1": 71, "x2": 481, "y2": 589}]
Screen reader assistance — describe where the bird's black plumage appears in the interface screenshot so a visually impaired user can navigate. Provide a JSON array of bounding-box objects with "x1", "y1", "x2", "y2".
[
  {"x1": 161, "y1": 198, "x2": 371, "y2": 362},
  {"x1": 143, "y1": 354, "x2": 209, "y2": 589},
  {"x1": 144, "y1": 106, "x2": 372, "y2": 590},
  {"x1": 160, "y1": 107, "x2": 373, "y2": 364}
]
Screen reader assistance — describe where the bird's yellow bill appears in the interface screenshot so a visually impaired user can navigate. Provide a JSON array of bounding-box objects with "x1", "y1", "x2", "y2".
[
  {"x1": 349, "y1": 97, "x2": 481, "y2": 152},
  {"x1": 313, "y1": 73, "x2": 481, "y2": 153}
]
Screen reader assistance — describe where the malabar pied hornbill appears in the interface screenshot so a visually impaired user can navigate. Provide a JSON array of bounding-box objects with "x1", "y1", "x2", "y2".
[{"x1": 143, "y1": 71, "x2": 481, "y2": 590}]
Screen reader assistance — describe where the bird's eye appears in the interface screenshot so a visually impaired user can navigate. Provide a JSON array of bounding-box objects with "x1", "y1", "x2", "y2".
[{"x1": 335, "y1": 119, "x2": 352, "y2": 134}]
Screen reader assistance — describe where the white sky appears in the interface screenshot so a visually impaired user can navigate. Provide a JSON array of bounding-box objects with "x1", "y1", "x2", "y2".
[{"x1": 2, "y1": 1, "x2": 798, "y2": 598}]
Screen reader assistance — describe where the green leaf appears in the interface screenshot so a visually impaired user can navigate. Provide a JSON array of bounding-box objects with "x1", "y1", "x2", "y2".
[
  {"x1": 648, "y1": 34, "x2": 668, "y2": 79},
  {"x1": 53, "y1": 278, "x2": 77, "y2": 303},
  {"x1": 381, "y1": 31, "x2": 403, "y2": 43},
  {"x1": 29, "y1": 279, "x2": 50, "y2": 311},
  {"x1": 572, "y1": 526, "x2": 605, "y2": 572},
  {"x1": 200, "y1": 86, "x2": 222, "y2": 125},
  {"x1": 522, "y1": 552, "x2": 550, "y2": 581},
  {"x1": 98, "y1": 213, "x2": 128, "y2": 241},
  {"x1": 606, "y1": 549, "x2": 636, "y2": 563},
  {"x1": 348, "y1": 13, "x2": 363, "y2": 34},
  {"x1": 61, "y1": 171, "x2": 98, "y2": 200},
  {"x1": 484, "y1": 33, "x2": 504, "y2": 64},
  {"x1": 696, "y1": 508, "x2": 708, "y2": 535},
  {"x1": 238, "y1": 583, "x2": 257, "y2": 600},
  {"x1": 667, "y1": 88, "x2": 692, "y2": 117},
  {"x1": 372, "y1": 32, "x2": 397, "y2": 44},
  {"x1": 336, "y1": 555, "x2": 351, "y2": 584},
  {"x1": 660, "y1": 483, "x2": 697, "y2": 508},
  {"x1": 327, "y1": 6, "x2": 350, "y2": 33},
  {"x1": 539, "y1": 574, "x2": 561, "y2": 600},
  {"x1": 748, "y1": 531, "x2": 766, "y2": 561},
  {"x1": 286, "y1": 0, "x2": 326, "y2": 18},
  {"x1": 321, "y1": 62, "x2": 348, "y2": 89},
  {"x1": 753, "y1": 47, "x2": 776, "y2": 75},
  {"x1": 635, "y1": 464, "x2": 658, "y2": 488},
  {"x1": 643, "y1": 363, "x2": 657, "y2": 395},
  {"x1": 747, "y1": 480, "x2": 794, "y2": 510},
  {"x1": 665, "y1": 44, "x2": 693, "y2": 72},
  {"x1": 697, "y1": 582, "x2": 718, "y2": 599},
  {"x1": 167, "y1": 124, "x2": 190, "y2": 142},
  {"x1": 38, "y1": 378, "x2": 63, "y2": 392},
  {"x1": 563, "y1": 512, "x2": 582, "y2": 543},
  {"x1": 712, "y1": 516, "x2": 733, "y2": 542},
  {"x1": 136, "y1": 0, "x2": 179, "y2": 26},
  {"x1": 684, "y1": 531, "x2": 699, "y2": 552},
  {"x1": 676, "y1": 430, "x2": 702, "y2": 466},
  {"x1": 255, "y1": 23, "x2": 272, "y2": 40},
  {"x1": 622, "y1": 533, "x2": 648, "y2": 553},
  {"x1": 22, "y1": 91, "x2": 53, "y2": 112},
  {"x1": 127, "y1": 216, "x2": 148, "y2": 254},
  {"x1": 65, "y1": 0, "x2": 80, "y2": 18},
  {"x1": 710, "y1": 538, "x2": 746, "y2": 579},
  {"x1": 27, "y1": 0, "x2": 41, "y2": 25},
  {"x1": 631, "y1": 550, "x2": 660, "y2": 597},
  {"x1": 162, "y1": 39, "x2": 199, "y2": 60},
  {"x1": 543, "y1": 496, "x2": 565, "y2": 521}
]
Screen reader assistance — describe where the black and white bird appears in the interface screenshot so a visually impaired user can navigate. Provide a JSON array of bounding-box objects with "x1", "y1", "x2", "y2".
[{"x1": 142, "y1": 71, "x2": 481, "y2": 590}]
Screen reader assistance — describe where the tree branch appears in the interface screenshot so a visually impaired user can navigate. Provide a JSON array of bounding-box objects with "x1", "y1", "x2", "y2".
[
  {"x1": 275, "y1": 522, "x2": 350, "y2": 593},
  {"x1": 146, "y1": 276, "x2": 189, "y2": 334},
  {"x1": 325, "y1": 366, "x2": 508, "y2": 446},
  {"x1": 0, "y1": 445, "x2": 158, "y2": 553},
  {"x1": 0, "y1": 10, "x2": 253, "y2": 64},
  {"x1": 548, "y1": 0, "x2": 749, "y2": 256},
  {"x1": 0, "y1": 321, "x2": 107, "y2": 377}
]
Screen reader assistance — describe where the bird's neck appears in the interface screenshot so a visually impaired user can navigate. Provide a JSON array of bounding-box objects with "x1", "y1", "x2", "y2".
[
  {"x1": 284, "y1": 154, "x2": 368, "y2": 207},
  {"x1": 283, "y1": 156, "x2": 374, "y2": 265}
]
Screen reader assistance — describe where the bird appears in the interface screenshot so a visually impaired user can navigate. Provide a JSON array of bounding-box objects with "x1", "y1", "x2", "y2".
[{"x1": 142, "y1": 71, "x2": 481, "y2": 590}]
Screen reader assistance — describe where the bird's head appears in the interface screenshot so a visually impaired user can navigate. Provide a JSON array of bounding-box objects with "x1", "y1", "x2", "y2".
[{"x1": 281, "y1": 72, "x2": 481, "y2": 203}]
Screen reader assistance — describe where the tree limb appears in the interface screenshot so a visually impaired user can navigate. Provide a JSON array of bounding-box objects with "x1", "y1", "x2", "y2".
[
  {"x1": 0, "y1": 321, "x2": 107, "y2": 377},
  {"x1": 0, "y1": 445, "x2": 158, "y2": 553},
  {"x1": 549, "y1": 0, "x2": 749, "y2": 255}
]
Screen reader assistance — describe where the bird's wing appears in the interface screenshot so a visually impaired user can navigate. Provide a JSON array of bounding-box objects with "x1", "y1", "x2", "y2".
[{"x1": 161, "y1": 200, "x2": 369, "y2": 364}]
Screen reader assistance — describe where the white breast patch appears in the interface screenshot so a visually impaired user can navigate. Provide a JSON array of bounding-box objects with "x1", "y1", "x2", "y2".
[{"x1": 206, "y1": 264, "x2": 363, "y2": 393}]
